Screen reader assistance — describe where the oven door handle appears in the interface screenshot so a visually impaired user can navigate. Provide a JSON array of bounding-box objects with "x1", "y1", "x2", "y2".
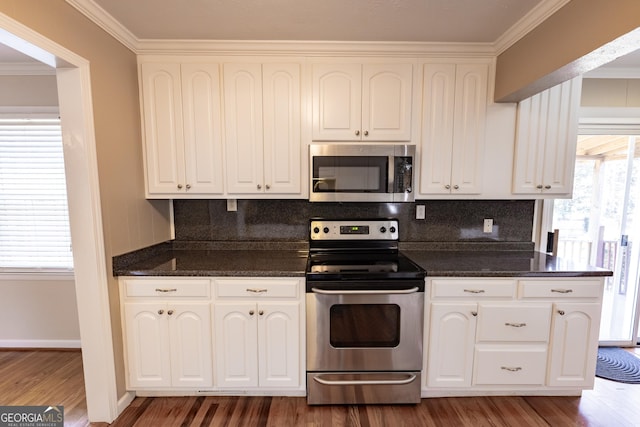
[
  {"x1": 312, "y1": 374, "x2": 417, "y2": 386},
  {"x1": 310, "y1": 287, "x2": 420, "y2": 295}
]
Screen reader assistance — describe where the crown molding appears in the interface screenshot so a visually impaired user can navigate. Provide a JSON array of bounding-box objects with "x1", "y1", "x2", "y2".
[
  {"x1": 493, "y1": 0, "x2": 571, "y2": 55},
  {"x1": 65, "y1": 0, "x2": 137, "y2": 53},
  {"x1": 135, "y1": 39, "x2": 496, "y2": 57}
]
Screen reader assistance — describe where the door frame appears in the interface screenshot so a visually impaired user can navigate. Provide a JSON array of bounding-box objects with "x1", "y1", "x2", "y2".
[{"x1": 0, "y1": 13, "x2": 125, "y2": 422}]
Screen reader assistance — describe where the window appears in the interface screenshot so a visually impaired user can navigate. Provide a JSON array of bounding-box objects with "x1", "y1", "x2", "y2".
[{"x1": 0, "y1": 118, "x2": 73, "y2": 270}]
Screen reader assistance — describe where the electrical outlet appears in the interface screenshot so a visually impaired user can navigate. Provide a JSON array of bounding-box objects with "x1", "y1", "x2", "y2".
[
  {"x1": 416, "y1": 205, "x2": 426, "y2": 220},
  {"x1": 483, "y1": 218, "x2": 493, "y2": 233},
  {"x1": 226, "y1": 199, "x2": 237, "y2": 212}
]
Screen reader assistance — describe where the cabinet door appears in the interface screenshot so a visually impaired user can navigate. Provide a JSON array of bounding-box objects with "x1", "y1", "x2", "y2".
[
  {"x1": 223, "y1": 63, "x2": 265, "y2": 194},
  {"x1": 427, "y1": 302, "x2": 477, "y2": 387},
  {"x1": 257, "y1": 302, "x2": 300, "y2": 388},
  {"x1": 419, "y1": 63, "x2": 456, "y2": 194},
  {"x1": 124, "y1": 302, "x2": 171, "y2": 388},
  {"x1": 140, "y1": 63, "x2": 185, "y2": 195},
  {"x1": 548, "y1": 302, "x2": 601, "y2": 387},
  {"x1": 361, "y1": 63, "x2": 413, "y2": 141},
  {"x1": 312, "y1": 64, "x2": 362, "y2": 141},
  {"x1": 262, "y1": 63, "x2": 302, "y2": 194},
  {"x1": 512, "y1": 77, "x2": 582, "y2": 195},
  {"x1": 168, "y1": 303, "x2": 213, "y2": 388},
  {"x1": 180, "y1": 64, "x2": 224, "y2": 195},
  {"x1": 449, "y1": 64, "x2": 487, "y2": 194},
  {"x1": 214, "y1": 302, "x2": 259, "y2": 388}
]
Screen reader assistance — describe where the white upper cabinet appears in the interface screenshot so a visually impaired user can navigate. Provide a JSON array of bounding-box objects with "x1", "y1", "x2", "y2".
[
  {"x1": 312, "y1": 62, "x2": 413, "y2": 141},
  {"x1": 512, "y1": 76, "x2": 582, "y2": 196},
  {"x1": 223, "y1": 62, "x2": 302, "y2": 196},
  {"x1": 419, "y1": 61, "x2": 489, "y2": 196},
  {"x1": 140, "y1": 62, "x2": 224, "y2": 197}
]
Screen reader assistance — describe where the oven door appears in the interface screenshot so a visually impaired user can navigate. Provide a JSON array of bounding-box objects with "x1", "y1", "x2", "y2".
[{"x1": 306, "y1": 283, "x2": 424, "y2": 372}]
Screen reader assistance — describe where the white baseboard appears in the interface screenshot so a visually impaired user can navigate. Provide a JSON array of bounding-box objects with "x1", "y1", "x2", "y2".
[
  {"x1": 116, "y1": 391, "x2": 136, "y2": 419},
  {"x1": 0, "y1": 339, "x2": 81, "y2": 349}
]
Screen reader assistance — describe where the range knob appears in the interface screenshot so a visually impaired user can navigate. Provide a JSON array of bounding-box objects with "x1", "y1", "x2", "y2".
[
  {"x1": 380, "y1": 226, "x2": 387, "y2": 233},
  {"x1": 323, "y1": 227, "x2": 330, "y2": 234},
  {"x1": 390, "y1": 226, "x2": 396, "y2": 233},
  {"x1": 313, "y1": 227, "x2": 320, "y2": 234}
]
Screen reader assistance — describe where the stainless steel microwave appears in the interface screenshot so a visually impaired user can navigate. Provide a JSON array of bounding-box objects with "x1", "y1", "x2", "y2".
[{"x1": 309, "y1": 144, "x2": 415, "y2": 202}]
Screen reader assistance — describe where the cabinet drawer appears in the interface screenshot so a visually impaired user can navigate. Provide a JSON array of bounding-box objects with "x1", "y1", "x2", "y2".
[
  {"x1": 476, "y1": 304, "x2": 551, "y2": 342},
  {"x1": 124, "y1": 279, "x2": 210, "y2": 298},
  {"x1": 430, "y1": 279, "x2": 516, "y2": 299},
  {"x1": 474, "y1": 346, "x2": 547, "y2": 385},
  {"x1": 214, "y1": 278, "x2": 301, "y2": 299},
  {"x1": 519, "y1": 280, "x2": 602, "y2": 299}
]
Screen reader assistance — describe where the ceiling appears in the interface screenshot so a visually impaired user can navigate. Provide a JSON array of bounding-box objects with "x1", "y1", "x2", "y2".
[
  {"x1": 1, "y1": 0, "x2": 638, "y2": 74},
  {"x1": 90, "y1": 0, "x2": 542, "y2": 43},
  {"x1": 577, "y1": 136, "x2": 640, "y2": 161}
]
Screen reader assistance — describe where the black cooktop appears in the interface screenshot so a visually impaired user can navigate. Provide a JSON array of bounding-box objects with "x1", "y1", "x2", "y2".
[{"x1": 306, "y1": 251, "x2": 425, "y2": 282}]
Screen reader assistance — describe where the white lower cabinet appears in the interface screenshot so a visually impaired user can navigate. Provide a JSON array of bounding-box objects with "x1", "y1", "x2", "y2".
[
  {"x1": 424, "y1": 277, "x2": 604, "y2": 396},
  {"x1": 123, "y1": 300, "x2": 213, "y2": 389},
  {"x1": 120, "y1": 276, "x2": 304, "y2": 395},
  {"x1": 213, "y1": 278, "x2": 304, "y2": 392}
]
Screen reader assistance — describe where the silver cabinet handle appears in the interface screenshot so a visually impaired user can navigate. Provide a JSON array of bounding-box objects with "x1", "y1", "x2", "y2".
[
  {"x1": 505, "y1": 322, "x2": 527, "y2": 328},
  {"x1": 463, "y1": 289, "x2": 485, "y2": 294},
  {"x1": 185, "y1": 184, "x2": 191, "y2": 190},
  {"x1": 557, "y1": 310, "x2": 565, "y2": 315},
  {"x1": 265, "y1": 184, "x2": 270, "y2": 190},
  {"x1": 453, "y1": 184, "x2": 459, "y2": 190},
  {"x1": 177, "y1": 184, "x2": 183, "y2": 189},
  {"x1": 551, "y1": 289, "x2": 573, "y2": 294},
  {"x1": 311, "y1": 287, "x2": 419, "y2": 295},
  {"x1": 158, "y1": 309, "x2": 164, "y2": 315},
  {"x1": 246, "y1": 288, "x2": 268, "y2": 293},
  {"x1": 259, "y1": 310, "x2": 264, "y2": 316},
  {"x1": 167, "y1": 310, "x2": 174, "y2": 316},
  {"x1": 312, "y1": 374, "x2": 417, "y2": 386},
  {"x1": 257, "y1": 184, "x2": 262, "y2": 190},
  {"x1": 363, "y1": 130, "x2": 369, "y2": 136},
  {"x1": 155, "y1": 288, "x2": 177, "y2": 293},
  {"x1": 544, "y1": 185, "x2": 551, "y2": 189},
  {"x1": 536, "y1": 184, "x2": 543, "y2": 189},
  {"x1": 355, "y1": 130, "x2": 360, "y2": 136},
  {"x1": 249, "y1": 310, "x2": 255, "y2": 316},
  {"x1": 471, "y1": 311, "x2": 478, "y2": 317},
  {"x1": 445, "y1": 184, "x2": 451, "y2": 190},
  {"x1": 501, "y1": 366, "x2": 522, "y2": 372}
]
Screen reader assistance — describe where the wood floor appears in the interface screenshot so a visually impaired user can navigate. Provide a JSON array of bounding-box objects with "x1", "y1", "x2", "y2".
[{"x1": 2, "y1": 349, "x2": 640, "y2": 426}]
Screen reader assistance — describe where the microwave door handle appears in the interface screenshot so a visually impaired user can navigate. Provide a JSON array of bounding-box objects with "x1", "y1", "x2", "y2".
[
  {"x1": 388, "y1": 155, "x2": 395, "y2": 193},
  {"x1": 311, "y1": 287, "x2": 420, "y2": 295}
]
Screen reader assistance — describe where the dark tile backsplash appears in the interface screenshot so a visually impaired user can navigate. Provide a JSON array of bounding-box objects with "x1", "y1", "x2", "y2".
[{"x1": 173, "y1": 199, "x2": 535, "y2": 244}]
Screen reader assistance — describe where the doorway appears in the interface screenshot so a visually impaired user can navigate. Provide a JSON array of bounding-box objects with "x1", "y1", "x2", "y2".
[{"x1": 549, "y1": 134, "x2": 640, "y2": 346}]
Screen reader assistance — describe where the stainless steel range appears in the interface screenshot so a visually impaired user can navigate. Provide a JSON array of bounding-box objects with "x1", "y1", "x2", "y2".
[{"x1": 305, "y1": 219, "x2": 426, "y2": 405}]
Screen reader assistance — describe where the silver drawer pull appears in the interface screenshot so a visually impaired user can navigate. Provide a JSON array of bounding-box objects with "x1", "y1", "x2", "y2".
[
  {"x1": 505, "y1": 322, "x2": 527, "y2": 328},
  {"x1": 551, "y1": 288, "x2": 573, "y2": 294},
  {"x1": 155, "y1": 288, "x2": 177, "y2": 293},
  {"x1": 463, "y1": 289, "x2": 485, "y2": 294},
  {"x1": 501, "y1": 366, "x2": 522, "y2": 372},
  {"x1": 312, "y1": 374, "x2": 417, "y2": 386},
  {"x1": 246, "y1": 288, "x2": 268, "y2": 293},
  {"x1": 311, "y1": 287, "x2": 419, "y2": 295}
]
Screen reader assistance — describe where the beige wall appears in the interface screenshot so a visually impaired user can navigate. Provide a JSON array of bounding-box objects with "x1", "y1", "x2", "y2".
[
  {"x1": 0, "y1": 74, "x2": 58, "y2": 106},
  {"x1": 0, "y1": 0, "x2": 172, "y2": 397},
  {"x1": 496, "y1": 0, "x2": 640, "y2": 102},
  {"x1": 581, "y1": 78, "x2": 640, "y2": 107}
]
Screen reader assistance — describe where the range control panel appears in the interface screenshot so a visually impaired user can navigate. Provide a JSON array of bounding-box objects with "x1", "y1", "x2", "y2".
[{"x1": 310, "y1": 219, "x2": 399, "y2": 241}]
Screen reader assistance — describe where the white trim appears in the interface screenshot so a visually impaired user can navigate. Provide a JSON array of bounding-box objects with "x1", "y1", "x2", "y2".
[
  {"x1": 585, "y1": 67, "x2": 640, "y2": 79},
  {"x1": 0, "y1": 271, "x2": 74, "y2": 281},
  {"x1": 0, "y1": 106, "x2": 59, "y2": 116},
  {"x1": 0, "y1": 12, "x2": 119, "y2": 424},
  {"x1": 64, "y1": 0, "x2": 137, "y2": 53},
  {"x1": 0, "y1": 339, "x2": 81, "y2": 348},
  {"x1": 493, "y1": 0, "x2": 571, "y2": 55},
  {"x1": 117, "y1": 392, "x2": 136, "y2": 418}
]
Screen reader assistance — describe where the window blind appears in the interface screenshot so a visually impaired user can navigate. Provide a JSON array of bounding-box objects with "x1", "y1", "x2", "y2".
[{"x1": 0, "y1": 118, "x2": 74, "y2": 270}]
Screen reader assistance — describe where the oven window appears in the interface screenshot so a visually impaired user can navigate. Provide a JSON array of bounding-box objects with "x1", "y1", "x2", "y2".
[
  {"x1": 312, "y1": 156, "x2": 388, "y2": 193},
  {"x1": 329, "y1": 304, "x2": 400, "y2": 347}
]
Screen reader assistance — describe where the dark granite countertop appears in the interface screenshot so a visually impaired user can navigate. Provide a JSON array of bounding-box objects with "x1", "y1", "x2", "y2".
[
  {"x1": 113, "y1": 241, "x2": 612, "y2": 278},
  {"x1": 401, "y1": 250, "x2": 613, "y2": 277}
]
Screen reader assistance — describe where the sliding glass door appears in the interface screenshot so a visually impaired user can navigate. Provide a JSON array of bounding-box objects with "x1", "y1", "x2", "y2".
[{"x1": 550, "y1": 135, "x2": 640, "y2": 345}]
